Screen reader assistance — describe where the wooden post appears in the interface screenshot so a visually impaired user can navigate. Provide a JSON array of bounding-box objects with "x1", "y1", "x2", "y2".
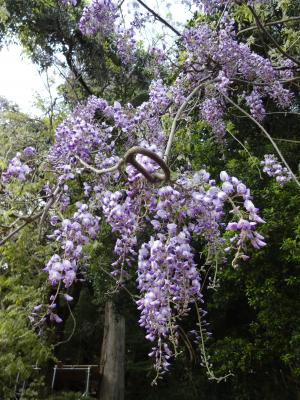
[{"x1": 99, "y1": 300, "x2": 125, "y2": 400}]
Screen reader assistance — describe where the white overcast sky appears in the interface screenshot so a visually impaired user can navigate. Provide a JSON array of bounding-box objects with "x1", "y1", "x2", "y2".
[
  {"x1": 0, "y1": 44, "x2": 54, "y2": 114},
  {"x1": 0, "y1": 1, "x2": 194, "y2": 115}
]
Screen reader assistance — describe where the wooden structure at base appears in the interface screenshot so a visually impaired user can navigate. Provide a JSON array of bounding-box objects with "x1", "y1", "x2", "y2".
[
  {"x1": 51, "y1": 364, "x2": 100, "y2": 396},
  {"x1": 14, "y1": 364, "x2": 100, "y2": 398}
]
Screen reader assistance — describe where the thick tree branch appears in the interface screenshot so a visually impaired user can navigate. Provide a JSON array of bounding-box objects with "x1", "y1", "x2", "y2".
[
  {"x1": 125, "y1": 147, "x2": 170, "y2": 183},
  {"x1": 64, "y1": 45, "x2": 95, "y2": 96},
  {"x1": 77, "y1": 146, "x2": 170, "y2": 183}
]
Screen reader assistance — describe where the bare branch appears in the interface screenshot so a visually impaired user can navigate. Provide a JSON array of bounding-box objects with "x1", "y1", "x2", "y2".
[
  {"x1": 0, "y1": 185, "x2": 62, "y2": 247},
  {"x1": 76, "y1": 156, "x2": 122, "y2": 175},
  {"x1": 248, "y1": 6, "x2": 300, "y2": 67},
  {"x1": 135, "y1": 0, "x2": 181, "y2": 37},
  {"x1": 54, "y1": 302, "x2": 76, "y2": 348},
  {"x1": 273, "y1": 138, "x2": 300, "y2": 144},
  {"x1": 226, "y1": 128, "x2": 263, "y2": 179},
  {"x1": 164, "y1": 76, "x2": 211, "y2": 163},
  {"x1": 39, "y1": 185, "x2": 62, "y2": 229},
  {"x1": 0, "y1": 213, "x2": 41, "y2": 246},
  {"x1": 237, "y1": 16, "x2": 300, "y2": 36}
]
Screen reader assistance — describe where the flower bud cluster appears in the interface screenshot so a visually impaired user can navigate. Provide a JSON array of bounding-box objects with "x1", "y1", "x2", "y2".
[
  {"x1": 245, "y1": 90, "x2": 266, "y2": 121},
  {"x1": 79, "y1": 0, "x2": 118, "y2": 37},
  {"x1": 181, "y1": 20, "x2": 293, "y2": 140},
  {"x1": 261, "y1": 154, "x2": 292, "y2": 186},
  {"x1": 101, "y1": 190, "x2": 138, "y2": 274},
  {"x1": 220, "y1": 171, "x2": 266, "y2": 254},
  {"x1": 2, "y1": 152, "x2": 31, "y2": 183},
  {"x1": 45, "y1": 203, "x2": 100, "y2": 287},
  {"x1": 116, "y1": 27, "x2": 137, "y2": 65},
  {"x1": 200, "y1": 98, "x2": 226, "y2": 139},
  {"x1": 23, "y1": 146, "x2": 36, "y2": 158}
]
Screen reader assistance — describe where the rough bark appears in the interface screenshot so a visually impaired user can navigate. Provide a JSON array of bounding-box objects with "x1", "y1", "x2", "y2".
[{"x1": 99, "y1": 300, "x2": 125, "y2": 400}]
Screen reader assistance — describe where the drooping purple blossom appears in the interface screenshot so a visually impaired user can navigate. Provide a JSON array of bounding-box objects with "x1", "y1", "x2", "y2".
[
  {"x1": 45, "y1": 203, "x2": 100, "y2": 287},
  {"x1": 79, "y1": 0, "x2": 118, "y2": 37},
  {"x1": 261, "y1": 154, "x2": 292, "y2": 186},
  {"x1": 23, "y1": 146, "x2": 36, "y2": 158},
  {"x1": 245, "y1": 90, "x2": 266, "y2": 121},
  {"x1": 137, "y1": 230, "x2": 201, "y2": 374},
  {"x1": 2, "y1": 153, "x2": 31, "y2": 183}
]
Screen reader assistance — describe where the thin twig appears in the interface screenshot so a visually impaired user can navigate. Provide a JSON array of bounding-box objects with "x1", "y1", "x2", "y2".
[
  {"x1": 76, "y1": 156, "x2": 123, "y2": 175},
  {"x1": 226, "y1": 129, "x2": 263, "y2": 179},
  {"x1": 0, "y1": 185, "x2": 62, "y2": 246},
  {"x1": 216, "y1": 0, "x2": 231, "y2": 29},
  {"x1": 222, "y1": 92, "x2": 300, "y2": 188},
  {"x1": 0, "y1": 219, "x2": 36, "y2": 246},
  {"x1": 231, "y1": 77, "x2": 300, "y2": 86},
  {"x1": 39, "y1": 185, "x2": 62, "y2": 227},
  {"x1": 135, "y1": 0, "x2": 181, "y2": 36},
  {"x1": 273, "y1": 138, "x2": 300, "y2": 144},
  {"x1": 237, "y1": 16, "x2": 300, "y2": 36},
  {"x1": 248, "y1": 6, "x2": 300, "y2": 67},
  {"x1": 54, "y1": 302, "x2": 76, "y2": 348},
  {"x1": 265, "y1": 111, "x2": 300, "y2": 117},
  {"x1": 164, "y1": 76, "x2": 211, "y2": 162}
]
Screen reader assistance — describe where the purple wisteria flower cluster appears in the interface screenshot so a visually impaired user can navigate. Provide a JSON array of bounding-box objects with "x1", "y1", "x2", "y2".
[
  {"x1": 79, "y1": 0, "x2": 118, "y2": 37},
  {"x1": 1, "y1": 152, "x2": 31, "y2": 183},
  {"x1": 45, "y1": 203, "x2": 100, "y2": 288},
  {"x1": 195, "y1": 0, "x2": 268, "y2": 13},
  {"x1": 261, "y1": 154, "x2": 293, "y2": 186},
  {"x1": 220, "y1": 171, "x2": 266, "y2": 255},
  {"x1": 2, "y1": 0, "x2": 298, "y2": 382},
  {"x1": 23, "y1": 146, "x2": 36, "y2": 158},
  {"x1": 137, "y1": 230, "x2": 201, "y2": 374},
  {"x1": 96, "y1": 163, "x2": 265, "y2": 374},
  {"x1": 181, "y1": 20, "x2": 293, "y2": 139}
]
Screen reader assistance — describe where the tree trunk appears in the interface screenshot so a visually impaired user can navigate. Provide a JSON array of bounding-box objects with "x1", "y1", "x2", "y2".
[{"x1": 99, "y1": 300, "x2": 125, "y2": 400}]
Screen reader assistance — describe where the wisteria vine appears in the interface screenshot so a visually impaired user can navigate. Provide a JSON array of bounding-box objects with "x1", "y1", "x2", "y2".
[{"x1": 1, "y1": 0, "x2": 299, "y2": 381}]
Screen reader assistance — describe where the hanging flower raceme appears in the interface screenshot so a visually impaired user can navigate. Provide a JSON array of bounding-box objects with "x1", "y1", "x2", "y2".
[
  {"x1": 181, "y1": 19, "x2": 293, "y2": 140},
  {"x1": 1, "y1": 152, "x2": 31, "y2": 183},
  {"x1": 137, "y1": 230, "x2": 201, "y2": 375},
  {"x1": 261, "y1": 154, "x2": 293, "y2": 186},
  {"x1": 45, "y1": 203, "x2": 100, "y2": 288},
  {"x1": 79, "y1": 0, "x2": 118, "y2": 37}
]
